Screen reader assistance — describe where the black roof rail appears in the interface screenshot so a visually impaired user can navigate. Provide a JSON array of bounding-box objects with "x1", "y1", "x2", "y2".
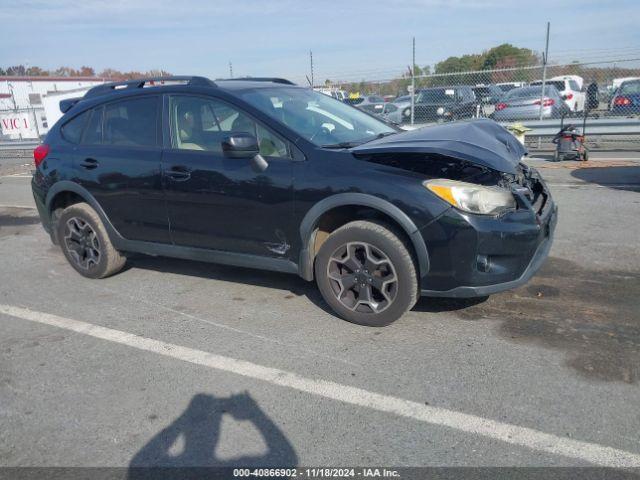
[
  {"x1": 84, "y1": 76, "x2": 215, "y2": 98},
  {"x1": 219, "y1": 77, "x2": 296, "y2": 85}
]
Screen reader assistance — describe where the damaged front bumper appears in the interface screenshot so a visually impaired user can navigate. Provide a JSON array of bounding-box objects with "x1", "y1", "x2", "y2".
[{"x1": 419, "y1": 172, "x2": 558, "y2": 298}]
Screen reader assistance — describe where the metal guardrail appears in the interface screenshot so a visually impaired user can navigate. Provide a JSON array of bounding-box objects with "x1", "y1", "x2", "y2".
[
  {"x1": 499, "y1": 117, "x2": 640, "y2": 137},
  {"x1": 405, "y1": 117, "x2": 640, "y2": 139},
  {"x1": 2, "y1": 118, "x2": 640, "y2": 152},
  {"x1": 0, "y1": 140, "x2": 40, "y2": 151}
]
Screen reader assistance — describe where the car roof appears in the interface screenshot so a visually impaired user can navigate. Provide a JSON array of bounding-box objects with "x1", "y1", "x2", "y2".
[{"x1": 83, "y1": 76, "x2": 300, "y2": 100}]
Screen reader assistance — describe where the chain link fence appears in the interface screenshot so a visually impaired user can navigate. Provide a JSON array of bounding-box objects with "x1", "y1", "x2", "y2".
[
  {"x1": 322, "y1": 58, "x2": 640, "y2": 150},
  {"x1": 2, "y1": 58, "x2": 640, "y2": 151}
]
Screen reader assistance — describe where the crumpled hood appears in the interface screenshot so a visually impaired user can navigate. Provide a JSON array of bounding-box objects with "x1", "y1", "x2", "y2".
[{"x1": 351, "y1": 118, "x2": 527, "y2": 174}]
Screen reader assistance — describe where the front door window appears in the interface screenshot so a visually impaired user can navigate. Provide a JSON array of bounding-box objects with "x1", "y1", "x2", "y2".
[{"x1": 169, "y1": 96, "x2": 290, "y2": 158}]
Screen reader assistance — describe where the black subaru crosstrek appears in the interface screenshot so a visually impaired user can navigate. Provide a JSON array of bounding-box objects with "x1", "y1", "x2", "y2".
[{"x1": 32, "y1": 76, "x2": 557, "y2": 326}]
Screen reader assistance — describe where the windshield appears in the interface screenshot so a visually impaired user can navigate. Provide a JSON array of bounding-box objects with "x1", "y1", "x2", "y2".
[
  {"x1": 416, "y1": 88, "x2": 457, "y2": 104},
  {"x1": 240, "y1": 87, "x2": 395, "y2": 147},
  {"x1": 505, "y1": 86, "x2": 558, "y2": 100}
]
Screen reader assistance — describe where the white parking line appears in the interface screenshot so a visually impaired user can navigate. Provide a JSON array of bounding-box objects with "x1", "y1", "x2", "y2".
[
  {"x1": 0, "y1": 204, "x2": 36, "y2": 209},
  {"x1": 1, "y1": 303, "x2": 639, "y2": 467}
]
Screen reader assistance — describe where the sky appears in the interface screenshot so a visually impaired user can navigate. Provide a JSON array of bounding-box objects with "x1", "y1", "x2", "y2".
[{"x1": 1, "y1": 0, "x2": 639, "y2": 83}]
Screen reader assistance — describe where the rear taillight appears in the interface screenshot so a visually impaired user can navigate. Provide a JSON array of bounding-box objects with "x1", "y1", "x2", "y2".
[
  {"x1": 33, "y1": 144, "x2": 50, "y2": 167},
  {"x1": 564, "y1": 93, "x2": 573, "y2": 100},
  {"x1": 614, "y1": 96, "x2": 631, "y2": 106},
  {"x1": 534, "y1": 98, "x2": 555, "y2": 107},
  {"x1": 495, "y1": 102, "x2": 508, "y2": 111}
]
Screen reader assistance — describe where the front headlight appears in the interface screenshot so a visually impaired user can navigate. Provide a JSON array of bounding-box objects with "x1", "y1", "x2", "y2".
[
  {"x1": 436, "y1": 107, "x2": 445, "y2": 115},
  {"x1": 424, "y1": 179, "x2": 516, "y2": 215}
]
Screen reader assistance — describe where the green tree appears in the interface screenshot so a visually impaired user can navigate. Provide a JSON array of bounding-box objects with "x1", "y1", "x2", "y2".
[{"x1": 6, "y1": 65, "x2": 27, "y2": 76}]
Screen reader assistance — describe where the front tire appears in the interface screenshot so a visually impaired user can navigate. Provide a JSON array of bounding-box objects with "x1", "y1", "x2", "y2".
[
  {"x1": 314, "y1": 221, "x2": 418, "y2": 326},
  {"x1": 57, "y1": 202, "x2": 126, "y2": 279}
]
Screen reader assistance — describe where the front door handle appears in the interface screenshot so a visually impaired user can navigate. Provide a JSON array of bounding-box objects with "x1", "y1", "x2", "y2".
[
  {"x1": 166, "y1": 165, "x2": 192, "y2": 181},
  {"x1": 80, "y1": 158, "x2": 98, "y2": 169}
]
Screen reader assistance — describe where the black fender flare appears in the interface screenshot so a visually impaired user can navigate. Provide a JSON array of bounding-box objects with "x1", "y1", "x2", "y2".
[
  {"x1": 298, "y1": 193, "x2": 429, "y2": 281},
  {"x1": 45, "y1": 181, "x2": 124, "y2": 245}
]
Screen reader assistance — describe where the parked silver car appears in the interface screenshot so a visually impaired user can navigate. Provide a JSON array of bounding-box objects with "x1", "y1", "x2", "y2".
[
  {"x1": 344, "y1": 95, "x2": 385, "y2": 115},
  {"x1": 491, "y1": 85, "x2": 571, "y2": 121}
]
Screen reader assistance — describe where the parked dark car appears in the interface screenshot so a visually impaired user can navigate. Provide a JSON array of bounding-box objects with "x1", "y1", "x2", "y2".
[
  {"x1": 32, "y1": 76, "x2": 556, "y2": 326},
  {"x1": 472, "y1": 85, "x2": 504, "y2": 105},
  {"x1": 383, "y1": 86, "x2": 479, "y2": 124},
  {"x1": 610, "y1": 79, "x2": 640, "y2": 116}
]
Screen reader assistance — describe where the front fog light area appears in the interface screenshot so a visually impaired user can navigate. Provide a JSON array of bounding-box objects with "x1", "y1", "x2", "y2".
[
  {"x1": 424, "y1": 179, "x2": 516, "y2": 215},
  {"x1": 476, "y1": 254, "x2": 490, "y2": 272}
]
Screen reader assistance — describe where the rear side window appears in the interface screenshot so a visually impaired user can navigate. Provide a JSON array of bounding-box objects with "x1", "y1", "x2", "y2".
[
  {"x1": 82, "y1": 107, "x2": 103, "y2": 144},
  {"x1": 103, "y1": 97, "x2": 158, "y2": 147},
  {"x1": 61, "y1": 110, "x2": 89, "y2": 144}
]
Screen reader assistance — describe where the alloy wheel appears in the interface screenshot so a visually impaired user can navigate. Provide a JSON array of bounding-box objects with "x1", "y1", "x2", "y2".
[
  {"x1": 63, "y1": 217, "x2": 101, "y2": 270},
  {"x1": 326, "y1": 242, "x2": 398, "y2": 314}
]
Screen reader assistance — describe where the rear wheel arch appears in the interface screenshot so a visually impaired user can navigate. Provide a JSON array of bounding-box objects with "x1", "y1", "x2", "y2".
[
  {"x1": 298, "y1": 193, "x2": 429, "y2": 281},
  {"x1": 46, "y1": 181, "x2": 121, "y2": 245}
]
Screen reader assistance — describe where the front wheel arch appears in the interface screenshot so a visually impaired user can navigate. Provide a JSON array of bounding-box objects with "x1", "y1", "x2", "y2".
[{"x1": 298, "y1": 193, "x2": 430, "y2": 282}]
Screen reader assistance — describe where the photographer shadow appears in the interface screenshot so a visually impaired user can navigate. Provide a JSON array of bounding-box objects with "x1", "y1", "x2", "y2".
[{"x1": 128, "y1": 392, "x2": 297, "y2": 477}]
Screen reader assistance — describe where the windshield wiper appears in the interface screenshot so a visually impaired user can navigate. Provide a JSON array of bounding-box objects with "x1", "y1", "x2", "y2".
[
  {"x1": 322, "y1": 132, "x2": 397, "y2": 149},
  {"x1": 321, "y1": 141, "x2": 363, "y2": 149},
  {"x1": 375, "y1": 131, "x2": 397, "y2": 139}
]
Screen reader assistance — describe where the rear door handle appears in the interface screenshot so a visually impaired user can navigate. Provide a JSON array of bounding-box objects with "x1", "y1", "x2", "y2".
[
  {"x1": 166, "y1": 165, "x2": 192, "y2": 181},
  {"x1": 80, "y1": 158, "x2": 98, "y2": 169}
]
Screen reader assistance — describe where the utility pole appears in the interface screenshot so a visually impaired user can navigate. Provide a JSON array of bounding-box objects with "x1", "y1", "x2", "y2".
[
  {"x1": 411, "y1": 37, "x2": 415, "y2": 125},
  {"x1": 310, "y1": 50, "x2": 314, "y2": 88},
  {"x1": 229, "y1": 62, "x2": 233, "y2": 78},
  {"x1": 538, "y1": 22, "x2": 550, "y2": 121}
]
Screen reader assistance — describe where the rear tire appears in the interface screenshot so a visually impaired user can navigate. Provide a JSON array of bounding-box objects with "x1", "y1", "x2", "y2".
[
  {"x1": 57, "y1": 202, "x2": 126, "y2": 279},
  {"x1": 315, "y1": 220, "x2": 418, "y2": 326}
]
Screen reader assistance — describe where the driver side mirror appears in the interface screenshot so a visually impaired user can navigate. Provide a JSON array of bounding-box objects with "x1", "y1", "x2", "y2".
[
  {"x1": 221, "y1": 133, "x2": 268, "y2": 172},
  {"x1": 222, "y1": 133, "x2": 259, "y2": 159}
]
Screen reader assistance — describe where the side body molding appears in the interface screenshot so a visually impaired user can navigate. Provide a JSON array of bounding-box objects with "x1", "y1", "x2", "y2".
[{"x1": 297, "y1": 193, "x2": 430, "y2": 281}]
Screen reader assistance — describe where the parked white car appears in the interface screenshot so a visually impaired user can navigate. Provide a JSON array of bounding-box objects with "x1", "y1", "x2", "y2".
[
  {"x1": 530, "y1": 78, "x2": 585, "y2": 113},
  {"x1": 314, "y1": 87, "x2": 348, "y2": 102},
  {"x1": 550, "y1": 75, "x2": 584, "y2": 91}
]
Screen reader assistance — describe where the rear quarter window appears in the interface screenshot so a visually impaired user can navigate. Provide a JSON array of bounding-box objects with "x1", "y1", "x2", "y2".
[{"x1": 61, "y1": 110, "x2": 90, "y2": 144}]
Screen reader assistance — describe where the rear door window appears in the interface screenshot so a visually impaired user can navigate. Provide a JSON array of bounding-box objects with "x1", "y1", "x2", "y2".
[
  {"x1": 61, "y1": 110, "x2": 90, "y2": 144},
  {"x1": 103, "y1": 97, "x2": 159, "y2": 147}
]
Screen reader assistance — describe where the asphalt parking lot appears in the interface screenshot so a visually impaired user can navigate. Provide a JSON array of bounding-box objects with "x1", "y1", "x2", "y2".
[{"x1": 1, "y1": 152, "x2": 639, "y2": 471}]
